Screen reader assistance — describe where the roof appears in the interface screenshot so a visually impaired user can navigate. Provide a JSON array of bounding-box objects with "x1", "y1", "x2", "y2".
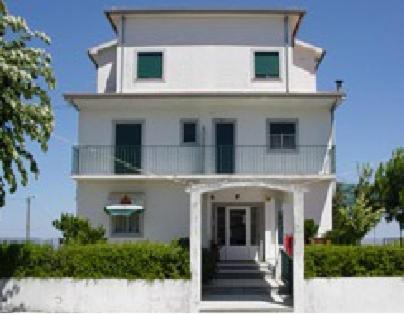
[
  {"x1": 104, "y1": 8, "x2": 305, "y2": 34},
  {"x1": 88, "y1": 39, "x2": 117, "y2": 66},
  {"x1": 295, "y1": 39, "x2": 326, "y2": 69},
  {"x1": 64, "y1": 91, "x2": 345, "y2": 111}
]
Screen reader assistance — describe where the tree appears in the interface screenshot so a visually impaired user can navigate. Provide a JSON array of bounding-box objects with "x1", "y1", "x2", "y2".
[
  {"x1": 52, "y1": 213, "x2": 106, "y2": 245},
  {"x1": 0, "y1": 1, "x2": 55, "y2": 206},
  {"x1": 328, "y1": 167, "x2": 384, "y2": 244},
  {"x1": 374, "y1": 147, "x2": 404, "y2": 246},
  {"x1": 304, "y1": 219, "x2": 319, "y2": 244}
]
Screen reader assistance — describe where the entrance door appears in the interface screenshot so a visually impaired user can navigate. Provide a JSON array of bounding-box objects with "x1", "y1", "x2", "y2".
[
  {"x1": 215, "y1": 122, "x2": 235, "y2": 174},
  {"x1": 217, "y1": 206, "x2": 259, "y2": 261},
  {"x1": 115, "y1": 123, "x2": 142, "y2": 174}
]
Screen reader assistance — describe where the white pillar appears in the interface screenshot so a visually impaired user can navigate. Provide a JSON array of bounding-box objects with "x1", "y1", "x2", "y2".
[
  {"x1": 190, "y1": 189, "x2": 202, "y2": 312},
  {"x1": 264, "y1": 198, "x2": 276, "y2": 264},
  {"x1": 293, "y1": 190, "x2": 305, "y2": 312}
]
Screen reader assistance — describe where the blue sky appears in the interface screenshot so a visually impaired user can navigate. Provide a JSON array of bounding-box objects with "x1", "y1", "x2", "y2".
[{"x1": 1, "y1": 0, "x2": 403, "y2": 239}]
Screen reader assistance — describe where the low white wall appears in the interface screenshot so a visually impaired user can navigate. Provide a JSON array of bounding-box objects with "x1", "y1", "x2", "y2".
[
  {"x1": 304, "y1": 277, "x2": 404, "y2": 312},
  {"x1": 0, "y1": 278, "x2": 191, "y2": 312}
]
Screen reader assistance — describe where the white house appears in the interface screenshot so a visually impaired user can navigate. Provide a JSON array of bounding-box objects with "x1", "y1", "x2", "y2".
[{"x1": 64, "y1": 8, "x2": 345, "y2": 312}]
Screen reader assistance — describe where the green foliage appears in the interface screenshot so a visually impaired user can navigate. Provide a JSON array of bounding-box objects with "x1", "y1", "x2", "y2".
[
  {"x1": 0, "y1": 1, "x2": 55, "y2": 206},
  {"x1": 374, "y1": 147, "x2": 404, "y2": 243},
  {"x1": 52, "y1": 213, "x2": 107, "y2": 245},
  {"x1": 305, "y1": 245, "x2": 404, "y2": 278},
  {"x1": 328, "y1": 167, "x2": 384, "y2": 245},
  {"x1": 327, "y1": 191, "x2": 383, "y2": 244},
  {"x1": 304, "y1": 219, "x2": 319, "y2": 244},
  {"x1": 0, "y1": 242, "x2": 190, "y2": 279}
]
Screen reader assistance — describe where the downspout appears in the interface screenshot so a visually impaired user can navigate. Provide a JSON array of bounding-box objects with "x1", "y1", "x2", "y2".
[
  {"x1": 119, "y1": 15, "x2": 126, "y2": 93},
  {"x1": 284, "y1": 16, "x2": 290, "y2": 93}
]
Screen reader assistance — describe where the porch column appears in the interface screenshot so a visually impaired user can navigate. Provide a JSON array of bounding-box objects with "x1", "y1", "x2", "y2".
[
  {"x1": 190, "y1": 189, "x2": 202, "y2": 312},
  {"x1": 293, "y1": 190, "x2": 305, "y2": 312},
  {"x1": 264, "y1": 198, "x2": 276, "y2": 263}
]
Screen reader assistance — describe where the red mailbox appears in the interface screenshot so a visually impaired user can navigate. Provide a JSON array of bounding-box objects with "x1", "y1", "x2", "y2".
[{"x1": 284, "y1": 234, "x2": 294, "y2": 256}]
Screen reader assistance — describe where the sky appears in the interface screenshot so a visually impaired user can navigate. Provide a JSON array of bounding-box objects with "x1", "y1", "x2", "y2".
[{"x1": 1, "y1": 0, "x2": 403, "y2": 239}]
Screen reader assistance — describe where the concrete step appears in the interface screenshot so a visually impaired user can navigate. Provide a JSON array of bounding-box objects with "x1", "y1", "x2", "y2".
[
  {"x1": 205, "y1": 278, "x2": 272, "y2": 288},
  {"x1": 199, "y1": 300, "x2": 293, "y2": 313}
]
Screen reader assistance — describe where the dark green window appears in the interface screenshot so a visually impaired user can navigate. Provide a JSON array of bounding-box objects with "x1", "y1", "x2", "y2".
[
  {"x1": 254, "y1": 51, "x2": 279, "y2": 79},
  {"x1": 137, "y1": 52, "x2": 163, "y2": 79},
  {"x1": 182, "y1": 121, "x2": 197, "y2": 144}
]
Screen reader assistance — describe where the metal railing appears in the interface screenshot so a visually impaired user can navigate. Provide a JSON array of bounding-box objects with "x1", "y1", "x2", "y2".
[{"x1": 72, "y1": 145, "x2": 335, "y2": 176}]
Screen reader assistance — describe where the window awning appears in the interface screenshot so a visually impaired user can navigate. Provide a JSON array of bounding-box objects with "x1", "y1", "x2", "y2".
[
  {"x1": 104, "y1": 204, "x2": 144, "y2": 216},
  {"x1": 104, "y1": 192, "x2": 145, "y2": 216}
]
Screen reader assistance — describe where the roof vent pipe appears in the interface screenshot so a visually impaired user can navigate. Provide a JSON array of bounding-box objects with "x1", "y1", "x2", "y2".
[{"x1": 335, "y1": 79, "x2": 343, "y2": 92}]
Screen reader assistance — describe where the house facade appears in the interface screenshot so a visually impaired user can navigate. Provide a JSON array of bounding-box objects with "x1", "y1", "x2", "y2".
[{"x1": 65, "y1": 8, "x2": 344, "y2": 312}]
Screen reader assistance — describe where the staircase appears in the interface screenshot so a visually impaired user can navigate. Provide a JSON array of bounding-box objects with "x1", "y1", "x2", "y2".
[
  {"x1": 200, "y1": 261, "x2": 293, "y2": 312},
  {"x1": 201, "y1": 261, "x2": 292, "y2": 312}
]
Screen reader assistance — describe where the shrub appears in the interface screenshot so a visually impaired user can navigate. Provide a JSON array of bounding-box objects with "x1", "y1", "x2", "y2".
[
  {"x1": 305, "y1": 245, "x2": 404, "y2": 278},
  {"x1": 52, "y1": 213, "x2": 106, "y2": 245},
  {"x1": 0, "y1": 242, "x2": 190, "y2": 279},
  {"x1": 304, "y1": 219, "x2": 318, "y2": 244}
]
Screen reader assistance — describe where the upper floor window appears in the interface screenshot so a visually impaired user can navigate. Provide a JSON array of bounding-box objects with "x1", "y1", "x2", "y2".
[
  {"x1": 137, "y1": 52, "x2": 163, "y2": 79},
  {"x1": 254, "y1": 51, "x2": 280, "y2": 79},
  {"x1": 181, "y1": 119, "x2": 198, "y2": 145},
  {"x1": 267, "y1": 120, "x2": 297, "y2": 150}
]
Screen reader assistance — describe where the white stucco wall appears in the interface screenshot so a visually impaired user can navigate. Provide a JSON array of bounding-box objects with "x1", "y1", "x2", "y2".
[
  {"x1": 77, "y1": 181, "x2": 189, "y2": 243},
  {"x1": 0, "y1": 278, "x2": 190, "y2": 312},
  {"x1": 78, "y1": 100, "x2": 331, "y2": 148},
  {"x1": 96, "y1": 15, "x2": 319, "y2": 93},
  {"x1": 304, "y1": 277, "x2": 404, "y2": 312}
]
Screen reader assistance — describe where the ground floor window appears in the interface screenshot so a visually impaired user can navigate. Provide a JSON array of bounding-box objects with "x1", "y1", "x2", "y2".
[{"x1": 111, "y1": 213, "x2": 141, "y2": 236}]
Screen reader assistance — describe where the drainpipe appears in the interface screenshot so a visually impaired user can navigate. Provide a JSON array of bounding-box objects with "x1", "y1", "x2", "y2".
[
  {"x1": 284, "y1": 16, "x2": 290, "y2": 93},
  {"x1": 119, "y1": 15, "x2": 126, "y2": 93}
]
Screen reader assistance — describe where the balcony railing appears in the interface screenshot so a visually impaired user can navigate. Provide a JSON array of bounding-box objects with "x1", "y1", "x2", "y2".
[{"x1": 72, "y1": 145, "x2": 335, "y2": 176}]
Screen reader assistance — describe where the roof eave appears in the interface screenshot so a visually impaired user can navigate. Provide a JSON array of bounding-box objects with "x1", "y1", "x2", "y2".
[{"x1": 104, "y1": 9, "x2": 306, "y2": 34}]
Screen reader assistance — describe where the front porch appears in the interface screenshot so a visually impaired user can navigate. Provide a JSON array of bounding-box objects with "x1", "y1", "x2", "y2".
[{"x1": 187, "y1": 181, "x2": 305, "y2": 312}]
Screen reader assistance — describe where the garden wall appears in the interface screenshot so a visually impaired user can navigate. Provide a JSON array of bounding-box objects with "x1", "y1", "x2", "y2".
[
  {"x1": 0, "y1": 278, "x2": 191, "y2": 312},
  {"x1": 304, "y1": 277, "x2": 404, "y2": 312}
]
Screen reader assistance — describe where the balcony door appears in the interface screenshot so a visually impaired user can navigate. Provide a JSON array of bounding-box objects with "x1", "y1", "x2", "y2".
[
  {"x1": 215, "y1": 121, "x2": 235, "y2": 174},
  {"x1": 115, "y1": 123, "x2": 142, "y2": 174}
]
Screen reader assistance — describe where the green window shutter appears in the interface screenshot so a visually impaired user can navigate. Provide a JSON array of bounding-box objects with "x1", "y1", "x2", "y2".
[
  {"x1": 137, "y1": 52, "x2": 163, "y2": 79},
  {"x1": 255, "y1": 52, "x2": 279, "y2": 78}
]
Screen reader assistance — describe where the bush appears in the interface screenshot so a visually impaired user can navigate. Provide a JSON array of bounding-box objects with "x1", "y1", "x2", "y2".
[
  {"x1": 304, "y1": 219, "x2": 318, "y2": 244},
  {"x1": 305, "y1": 245, "x2": 404, "y2": 278},
  {"x1": 0, "y1": 242, "x2": 190, "y2": 279},
  {"x1": 52, "y1": 213, "x2": 106, "y2": 245}
]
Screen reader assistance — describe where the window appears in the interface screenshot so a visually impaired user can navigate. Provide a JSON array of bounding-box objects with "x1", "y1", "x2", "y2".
[
  {"x1": 181, "y1": 120, "x2": 198, "y2": 145},
  {"x1": 137, "y1": 52, "x2": 163, "y2": 79},
  {"x1": 268, "y1": 120, "x2": 297, "y2": 149},
  {"x1": 111, "y1": 213, "x2": 141, "y2": 235},
  {"x1": 254, "y1": 51, "x2": 280, "y2": 79}
]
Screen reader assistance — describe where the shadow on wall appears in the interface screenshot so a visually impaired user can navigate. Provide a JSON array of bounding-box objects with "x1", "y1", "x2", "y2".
[{"x1": 0, "y1": 280, "x2": 25, "y2": 312}]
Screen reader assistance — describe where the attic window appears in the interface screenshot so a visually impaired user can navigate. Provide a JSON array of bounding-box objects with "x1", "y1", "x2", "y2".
[
  {"x1": 254, "y1": 51, "x2": 280, "y2": 79},
  {"x1": 137, "y1": 52, "x2": 163, "y2": 79}
]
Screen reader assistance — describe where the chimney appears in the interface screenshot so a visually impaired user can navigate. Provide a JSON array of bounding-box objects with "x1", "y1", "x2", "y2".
[{"x1": 335, "y1": 79, "x2": 344, "y2": 92}]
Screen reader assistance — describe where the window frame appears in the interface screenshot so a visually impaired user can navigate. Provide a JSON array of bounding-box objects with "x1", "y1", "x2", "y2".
[
  {"x1": 135, "y1": 50, "x2": 165, "y2": 81},
  {"x1": 110, "y1": 212, "x2": 144, "y2": 238},
  {"x1": 180, "y1": 119, "x2": 199, "y2": 146},
  {"x1": 252, "y1": 49, "x2": 282, "y2": 81},
  {"x1": 266, "y1": 119, "x2": 298, "y2": 151}
]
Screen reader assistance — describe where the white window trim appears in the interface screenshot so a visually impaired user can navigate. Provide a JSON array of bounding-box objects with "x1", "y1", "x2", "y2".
[
  {"x1": 110, "y1": 213, "x2": 144, "y2": 238},
  {"x1": 134, "y1": 49, "x2": 166, "y2": 82},
  {"x1": 266, "y1": 118, "x2": 298, "y2": 151},
  {"x1": 180, "y1": 119, "x2": 199, "y2": 146},
  {"x1": 251, "y1": 48, "x2": 283, "y2": 82}
]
